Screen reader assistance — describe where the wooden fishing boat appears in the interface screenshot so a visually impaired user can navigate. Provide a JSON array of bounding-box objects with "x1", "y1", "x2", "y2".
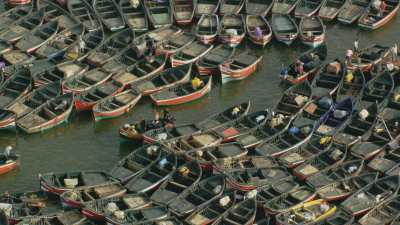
[
  {"x1": 276, "y1": 199, "x2": 337, "y2": 225},
  {"x1": 245, "y1": 0, "x2": 274, "y2": 16},
  {"x1": 170, "y1": 41, "x2": 213, "y2": 67},
  {"x1": 65, "y1": 29, "x2": 105, "y2": 62},
  {"x1": 82, "y1": 193, "x2": 151, "y2": 221},
  {"x1": 357, "y1": 195, "x2": 400, "y2": 225},
  {"x1": 299, "y1": 16, "x2": 326, "y2": 47},
  {"x1": 368, "y1": 148, "x2": 400, "y2": 175},
  {"x1": 35, "y1": 24, "x2": 85, "y2": 59},
  {"x1": 347, "y1": 44, "x2": 391, "y2": 71},
  {"x1": 119, "y1": 0, "x2": 149, "y2": 31},
  {"x1": 361, "y1": 70, "x2": 394, "y2": 108},
  {"x1": 14, "y1": 210, "x2": 94, "y2": 225},
  {"x1": 370, "y1": 107, "x2": 400, "y2": 143},
  {"x1": 0, "y1": 68, "x2": 32, "y2": 109},
  {"x1": 272, "y1": 0, "x2": 301, "y2": 14},
  {"x1": 105, "y1": 205, "x2": 169, "y2": 225},
  {"x1": 109, "y1": 143, "x2": 165, "y2": 183},
  {"x1": 295, "y1": 0, "x2": 325, "y2": 17},
  {"x1": 93, "y1": 90, "x2": 142, "y2": 122},
  {"x1": 336, "y1": 69, "x2": 365, "y2": 102},
  {"x1": 0, "y1": 150, "x2": 19, "y2": 175},
  {"x1": 311, "y1": 60, "x2": 346, "y2": 98},
  {"x1": 68, "y1": 0, "x2": 102, "y2": 32},
  {"x1": 358, "y1": 0, "x2": 400, "y2": 30},
  {"x1": 264, "y1": 186, "x2": 317, "y2": 215},
  {"x1": 280, "y1": 44, "x2": 327, "y2": 85},
  {"x1": 213, "y1": 197, "x2": 256, "y2": 225},
  {"x1": 257, "y1": 177, "x2": 300, "y2": 206},
  {"x1": 195, "y1": 14, "x2": 219, "y2": 44},
  {"x1": 338, "y1": 0, "x2": 372, "y2": 24},
  {"x1": 93, "y1": 0, "x2": 125, "y2": 31},
  {"x1": 214, "y1": 154, "x2": 278, "y2": 172},
  {"x1": 318, "y1": 0, "x2": 348, "y2": 21},
  {"x1": 271, "y1": 14, "x2": 299, "y2": 46},
  {"x1": 37, "y1": 0, "x2": 79, "y2": 30},
  {"x1": 61, "y1": 182, "x2": 126, "y2": 208},
  {"x1": 238, "y1": 81, "x2": 312, "y2": 148},
  {"x1": 150, "y1": 76, "x2": 211, "y2": 106},
  {"x1": 167, "y1": 175, "x2": 226, "y2": 217},
  {"x1": 220, "y1": 50, "x2": 263, "y2": 84},
  {"x1": 218, "y1": 14, "x2": 246, "y2": 47},
  {"x1": 0, "y1": 190, "x2": 49, "y2": 205},
  {"x1": 74, "y1": 81, "x2": 124, "y2": 112},
  {"x1": 62, "y1": 68, "x2": 113, "y2": 94},
  {"x1": 0, "y1": 9, "x2": 44, "y2": 43},
  {"x1": 14, "y1": 20, "x2": 59, "y2": 54},
  {"x1": 314, "y1": 208, "x2": 355, "y2": 224},
  {"x1": 7, "y1": 82, "x2": 61, "y2": 119},
  {"x1": 194, "y1": 0, "x2": 221, "y2": 17},
  {"x1": 156, "y1": 32, "x2": 196, "y2": 56},
  {"x1": 246, "y1": 15, "x2": 272, "y2": 47},
  {"x1": 0, "y1": 109, "x2": 16, "y2": 131},
  {"x1": 39, "y1": 170, "x2": 117, "y2": 195},
  {"x1": 150, "y1": 160, "x2": 202, "y2": 204},
  {"x1": 0, "y1": 5, "x2": 32, "y2": 28},
  {"x1": 131, "y1": 63, "x2": 191, "y2": 95},
  {"x1": 144, "y1": 0, "x2": 173, "y2": 28},
  {"x1": 351, "y1": 138, "x2": 390, "y2": 160},
  {"x1": 341, "y1": 175, "x2": 400, "y2": 216},
  {"x1": 1, "y1": 50, "x2": 37, "y2": 65},
  {"x1": 86, "y1": 29, "x2": 135, "y2": 66},
  {"x1": 226, "y1": 166, "x2": 290, "y2": 191},
  {"x1": 185, "y1": 191, "x2": 236, "y2": 225},
  {"x1": 165, "y1": 130, "x2": 224, "y2": 152},
  {"x1": 0, "y1": 39, "x2": 12, "y2": 55},
  {"x1": 172, "y1": 0, "x2": 195, "y2": 25},
  {"x1": 197, "y1": 45, "x2": 235, "y2": 76},
  {"x1": 33, "y1": 61, "x2": 89, "y2": 88},
  {"x1": 220, "y1": 0, "x2": 245, "y2": 14},
  {"x1": 17, "y1": 93, "x2": 74, "y2": 134}
]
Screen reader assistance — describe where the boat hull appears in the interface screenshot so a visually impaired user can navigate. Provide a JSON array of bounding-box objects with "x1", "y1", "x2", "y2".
[
  {"x1": 219, "y1": 34, "x2": 245, "y2": 47},
  {"x1": 220, "y1": 57, "x2": 262, "y2": 84},
  {"x1": 358, "y1": 5, "x2": 400, "y2": 30},
  {"x1": 0, "y1": 160, "x2": 19, "y2": 175}
]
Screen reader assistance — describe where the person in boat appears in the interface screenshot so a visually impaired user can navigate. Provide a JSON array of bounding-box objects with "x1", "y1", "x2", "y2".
[
  {"x1": 354, "y1": 40, "x2": 359, "y2": 53},
  {"x1": 379, "y1": 0, "x2": 387, "y2": 17},
  {"x1": 162, "y1": 109, "x2": 175, "y2": 125},
  {"x1": 191, "y1": 77, "x2": 204, "y2": 90},
  {"x1": 144, "y1": 35, "x2": 156, "y2": 63},
  {"x1": 2, "y1": 146, "x2": 17, "y2": 161},
  {"x1": 345, "y1": 49, "x2": 354, "y2": 66},
  {"x1": 392, "y1": 44, "x2": 398, "y2": 61},
  {"x1": 255, "y1": 27, "x2": 263, "y2": 39},
  {"x1": 231, "y1": 105, "x2": 242, "y2": 118},
  {"x1": 295, "y1": 60, "x2": 304, "y2": 76}
]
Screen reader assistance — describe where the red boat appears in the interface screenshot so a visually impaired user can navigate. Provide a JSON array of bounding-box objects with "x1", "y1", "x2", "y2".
[
  {"x1": 0, "y1": 153, "x2": 19, "y2": 175},
  {"x1": 218, "y1": 14, "x2": 246, "y2": 47},
  {"x1": 0, "y1": 110, "x2": 16, "y2": 131},
  {"x1": 195, "y1": 14, "x2": 219, "y2": 44},
  {"x1": 150, "y1": 76, "x2": 212, "y2": 106},
  {"x1": 220, "y1": 51, "x2": 262, "y2": 84},
  {"x1": 196, "y1": 45, "x2": 235, "y2": 76}
]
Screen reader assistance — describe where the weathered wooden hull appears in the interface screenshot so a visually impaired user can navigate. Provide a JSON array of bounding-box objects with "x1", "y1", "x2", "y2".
[
  {"x1": 219, "y1": 34, "x2": 245, "y2": 47},
  {"x1": 93, "y1": 93, "x2": 141, "y2": 122},
  {"x1": 358, "y1": 3, "x2": 400, "y2": 30},
  {"x1": 300, "y1": 33, "x2": 325, "y2": 47},
  {"x1": 220, "y1": 57, "x2": 262, "y2": 84},
  {"x1": 170, "y1": 45, "x2": 213, "y2": 67},
  {"x1": 0, "y1": 115, "x2": 16, "y2": 131}
]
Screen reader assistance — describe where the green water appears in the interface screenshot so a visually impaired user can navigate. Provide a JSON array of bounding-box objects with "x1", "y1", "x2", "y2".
[{"x1": 1, "y1": 15, "x2": 400, "y2": 192}]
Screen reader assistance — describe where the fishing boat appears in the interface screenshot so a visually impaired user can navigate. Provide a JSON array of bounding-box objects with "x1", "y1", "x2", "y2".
[
  {"x1": 150, "y1": 76, "x2": 212, "y2": 106},
  {"x1": 150, "y1": 160, "x2": 202, "y2": 204},
  {"x1": 0, "y1": 149, "x2": 19, "y2": 175},
  {"x1": 257, "y1": 177, "x2": 300, "y2": 206},
  {"x1": 86, "y1": 29, "x2": 135, "y2": 66},
  {"x1": 220, "y1": 0, "x2": 245, "y2": 14},
  {"x1": 347, "y1": 44, "x2": 391, "y2": 71},
  {"x1": 341, "y1": 175, "x2": 400, "y2": 216},
  {"x1": 368, "y1": 148, "x2": 400, "y2": 175},
  {"x1": 131, "y1": 63, "x2": 191, "y2": 95},
  {"x1": 167, "y1": 175, "x2": 226, "y2": 217},
  {"x1": 0, "y1": 9, "x2": 44, "y2": 43},
  {"x1": 214, "y1": 155, "x2": 278, "y2": 172},
  {"x1": 39, "y1": 170, "x2": 117, "y2": 195},
  {"x1": 156, "y1": 32, "x2": 196, "y2": 56},
  {"x1": 172, "y1": 0, "x2": 195, "y2": 25},
  {"x1": 245, "y1": 0, "x2": 274, "y2": 16},
  {"x1": 0, "y1": 109, "x2": 16, "y2": 130},
  {"x1": 119, "y1": 0, "x2": 149, "y2": 31},
  {"x1": 311, "y1": 60, "x2": 346, "y2": 98},
  {"x1": 62, "y1": 68, "x2": 114, "y2": 94},
  {"x1": 280, "y1": 44, "x2": 327, "y2": 85},
  {"x1": 351, "y1": 138, "x2": 391, "y2": 160},
  {"x1": 82, "y1": 193, "x2": 151, "y2": 221},
  {"x1": 264, "y1": 186, "x2": 317, "y2": 215},
  {"x1": 37, "y1": 0, "x2": 80, "y2": 30},
  {"x1": 338, "y1": 0, "x2": 372, "y2": 24},
  {"x1": 220, "y1": 50, "x2": 263, "y2": 84},
  {"x1": 295, "y1": 0, "x2": 325, "y2": 17},
  {"x1": 315, "y1": 208, "x2": 355, "y2": 224},
  {"x1": 361, "y1": 70, "x2": 394, "y2": 108},
  {"x1": 93, "y1": 90, "x2": 142, "y2": 121},
  {"x1": 15, "y1": 20, "x2": 59, "y2": 54},
  {"x1": 67, "y1": 0, "x2": 102, "y2": 32},
  {"x1": 0, "y1": 39, "x2": 12, "y2": 55},
  {"x1": 144, "y1": 0, "x2": 173, "y2": 28},
  {"x1": 197, "y1": 45, "x2": 235, "y2": 76},
  {"x1": 93, "y1": 0, "x2": 125, "y2": 31},
  {"x1": 61, "y1": 182, "x2": 126, "y2": 209},
  {"x1": 65, "y1": 29, "x2": 105, "y2": 61},
  {"x1": 299, "y1": 16, "x2": 326, "y2": 47},
  {"x1": 17, "y1": 93, "x2": 74, "y2": 134},
  {"x1": 214, "y1": 197, "x2": 257, "y2": 225},
  {"x1": 170, "y1": 41, "x2": 213, "y2": 67},
  {"x1": 318, "y1": 0, "x2": 348, "y2": 21},
  {"x1": 218, "y1": 14, "x2": 246, "y2": 47},
  {"x1": 14, "y1": 210, "x2": 93, "y2": 225},
  {"x1": 0, "y1": 5, "x2": 32, "y2": 28},
  {"x1": 105, "y1": 205, "x2": 169, "y2": 225},
  {"x1": 226, "y1": 166, "x2": 291, "y2": 191},
  {"x1": 109, "y1": 143, "x2": 165, "y2": 183},
  {"x1": 7, "y1": 82, "x2": 61, "y2": 119},
  {"x1": 194, "y1": 0, "x2": 221, "y2": 17},
  {"x1": 0, "y1": 68, "x2": 32, "y2": 109},
  {"x1": 272, "y1": 0, "x2": 301, "y2": 14},
  {"x1": 271, "y1": 14, "x2": 299, "y2": 46},
  {"x1": 246, "y1": 15, "x2": 273, "y2": 47},
  {"x1": 357, "y1": 195, "x2": 400, "y2": 225},
  {"x1": 370, "y1": 107, "x2": 400, "y2": 143},
  {"x1": 1, "y1": 50, "x2": 36, "y2": 65},
  {"x1": 165, "y1": 130, "x2": 224, "y2": 152},
  {"x1": 358, "y1": 0, "x2": 400, "y2": 30},
  {"x1": 336, "y1": 69, "x2": 366, "y2": 102},
  {"x1": 195, "y1": 14, "x2": 219, "y2": 44}
]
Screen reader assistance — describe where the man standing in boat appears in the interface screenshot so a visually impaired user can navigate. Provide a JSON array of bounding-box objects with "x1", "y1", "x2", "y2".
[{"x1": 145, "y1": 35, "x2": 156, "y2": 63}]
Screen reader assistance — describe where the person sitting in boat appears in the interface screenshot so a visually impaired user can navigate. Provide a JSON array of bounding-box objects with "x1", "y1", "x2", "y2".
[
  {"x1": 379, "y1": 0, "x2": 387, "y2": 17},
  {"x1": 162, "y1": 109, "x2": 175, "y2": 125},
  {"x1": 191, "y1": 77, "x2": 204, "y2": 90},
  {"x1": 345, "y1": 49, "x2": 354, "y2": 66},
  {"x1": 231, "y1": 106, "x2": 242, "y2": 118},
  {"x1": 354, "y1": 40, "x2": 359, "y2": 53},
  {"x1": 3, "y1": 146, "x2": 17, "y2": 161},
  {"x1": 295, "y1": 60, "x2": 304, "y2": 75},
  {"x1": 255, "y1": 27, "x2": 263, "y2": 39}
]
